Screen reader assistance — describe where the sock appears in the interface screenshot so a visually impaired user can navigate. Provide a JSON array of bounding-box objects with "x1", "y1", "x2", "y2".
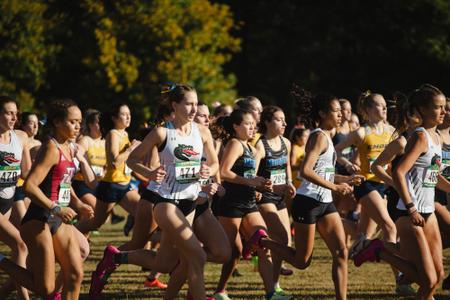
[
  {"x1": 114, "y1": 252, "x2": 128, "y2": 264},
  {"x1": 265, "y1": 291, "x2": 275, "y2": 299},
  {"x1": 274, "y1": 282, "x2": 280, "y2": 290}
]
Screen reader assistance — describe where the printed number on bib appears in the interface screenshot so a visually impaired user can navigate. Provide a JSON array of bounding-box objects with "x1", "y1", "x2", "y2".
[
  {"x1": 325, "y1": 167, "x2": 335, "y2": 183},
  {"x1": 270, "y1": 169, "x2": 286, "y2": 185},
  {"x1": 92, "y1": 165, "x2": 104, "y2": 177},
  {"x1": 243, "y1": 169, "x2": 256, "y2": 179},
  {"x1": 175, "y1": 160, "x2": 201, "y2": 183},
  {"x1": 423, "y1": 166, "x2": 439, "y2": 188},
  {"x1": 0, "y1": 166, "x2": 20, "y2": 187},
  {"x1": 58, "y1": 183, "x2": 71, "y2": 207}
]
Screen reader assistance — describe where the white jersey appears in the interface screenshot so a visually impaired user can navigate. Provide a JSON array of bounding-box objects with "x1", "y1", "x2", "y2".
[
  {"x1": 397, "y1": 127, "x2": 442, "y2": 213},
  {"x1": 158, "y1": 122, "x2": 203, "y2": 200},
  {"x1": 0, "y1": 131, "x2": 22, "y2": 199},
  {"x1": 296, "y1": 129, "x2": 336, "y2": 203}
]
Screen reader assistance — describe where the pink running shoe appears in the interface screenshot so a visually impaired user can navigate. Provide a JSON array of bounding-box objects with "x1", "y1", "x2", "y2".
[
  {"x1": 44, "y1": 291, "x2": 61, "y2": 300},
  {"x1": 242, "y1": 229, "x2": 268, "y2": 260},
  {"x1": 96, "y1": 245, "x2": 120, "y2": 279},
  {"x1": 354, "y1": 239, "x2": 384, "y2": 267}
]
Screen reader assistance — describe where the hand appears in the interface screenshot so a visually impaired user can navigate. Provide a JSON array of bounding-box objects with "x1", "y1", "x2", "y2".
[
  {"x1": 78, "y1": 204, "x2": 94, "y2": 219},
  {"x1": 217, "y1": 184, "x2": 226, "y2": 197},
  {"x1": 199, "y1": 162, "x2": 211, "y2": 179},
  {"x1": 129, "y1": 139, "x2": 141, "y2": 152},
  {"x1": 149, "y1": 165, "x2": 166, "y2": 183},
  {"x1": 410, "y1": 210, "x2": 425, "y2": 227},
  {"x1": 74, "y1": 144, "x2": 87, "y2": 163},
  {"x1": 202, "y1": 182, "x2": 219, "y2": 197},
  {"x1": 286, "y1": 182, "x2": 296, "y2": 199},
  {"x1": 347, "y1": 174, "x2": 365, "y2": 186},
  {"x1": 252, "y1": 176, "x2": 273, "y2": 192},
  {"x1": 57, "y1": 207, "x2": 78, "y2": 224},
  {"x1": 345, "y1": 163, "x2": 360, "y2": 174},
  {"x1": 333, "y1": 183, "x2": 352, "y2": 196},
  {"x1": 255, "y1": 191, "x2": 262, "y2": 202}
]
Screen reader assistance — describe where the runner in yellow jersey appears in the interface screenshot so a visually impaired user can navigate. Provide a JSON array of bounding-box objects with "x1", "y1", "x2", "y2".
[{"x1": 335, "y1": 92, "x2": 397, "y2": 260}]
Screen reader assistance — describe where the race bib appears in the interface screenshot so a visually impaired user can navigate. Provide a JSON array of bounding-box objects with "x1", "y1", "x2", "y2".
[
  {"x1": 0, "y1": 165, "x2": 20, "y2": 188},
  {"x1": 423, "y1": 165, "x2": 439, "y2": 188},
  {"x1": 124, "y1": 164, "x2": 132, "y2": 176},
  {"x1": 175, "y1": 160, "x2": 201, "y2": 183},
  {"x1": 325, "y1": 167, "x2": 335, "y2": 183},
  {"x1": 57, "y1": 183, "x2": 71, "y2": 207},
  {"x1": 243, "y1": 169, "x2": 256, "y2": 179},
  {"x1": 91, "y1": 165, "x2": 104, "y2": 177},
  {"x1": 270, "y1": 169, "x2": 286, "y2": 185}
]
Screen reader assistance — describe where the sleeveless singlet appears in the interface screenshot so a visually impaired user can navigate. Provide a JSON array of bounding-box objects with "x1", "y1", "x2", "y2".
[
  {"x1": 297, "y1": 129, "x2": 336, "y2": 203},
  {"x1": 357, "y1": 124, "x2": 392, "y2": 182},
  {"x1": 74, "y1": 137, "x2": 106, "y2": 180},
  {"x1": 158, "y1": 122, "x2": 203, "y2": 200},
  {"x1": 40, "y1": 140, "x2": 76, "y2": 207},
  {"x1": 102, "y1": 130, "x2": 131, "y2": 183},
  {"x1": 222, "y1": 141, "x2": 257, "y2": 205},
  {"x1": 397, "y1": 128, "x2": 442, "y2": 213},
  {"x1": 257, "y1": 136, "x2": 288, "y2": 201},
  {"x1": 0, "y1": 131, "x2": 23, "y2": 199}
]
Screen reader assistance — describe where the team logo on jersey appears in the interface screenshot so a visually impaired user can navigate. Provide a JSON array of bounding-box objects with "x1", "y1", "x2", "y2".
[
  {"x1": 174, "y1": 144, "x2": 199, "y2": 161},
  {"x1": 0, "y1": 151, "x2": 19, "y2": 166},
  {"x1": 431, "y1": 154, "x2": 441, "y2": 168}
]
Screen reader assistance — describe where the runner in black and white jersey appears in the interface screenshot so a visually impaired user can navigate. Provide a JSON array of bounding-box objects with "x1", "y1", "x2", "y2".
[
  {"x1": 255, "y1": 105, "x2": 296, "y2": 293},
  {"x1": 90, "y1": 83, "x2": 219, "y2": 300},
  {"x1": 0, "y1": 96, "x2": 31, "y2": 299}
]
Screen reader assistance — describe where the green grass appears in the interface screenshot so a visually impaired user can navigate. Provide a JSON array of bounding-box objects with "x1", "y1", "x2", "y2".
[{"x1": 1, "y1": 216, "x2": 449, "y2": 299}]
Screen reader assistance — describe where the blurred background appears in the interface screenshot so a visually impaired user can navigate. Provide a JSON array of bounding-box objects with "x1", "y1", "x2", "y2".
[{"x1": 1, "y1": 0, "x2": 449, "y2": 131}]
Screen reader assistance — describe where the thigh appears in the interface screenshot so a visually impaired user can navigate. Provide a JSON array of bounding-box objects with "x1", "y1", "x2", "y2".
[
  {"x1": 153, "y1": 202, "x2": 202, "y2": 258},
  {"x1": 119, "y1": 189, "x2": 140, "y2": 215},
  {"x1": 360, "y1": 190, "x2": 393, "y2": 224},
  {"x1": 20, "y1": 221, "x2": 55, "y2": 289},
  {"x1": 93, "y1": 200, "x2": 115, "y2": 224},
  {"x1": 80, "y1": 193, "x2": 97, "y2": 209},
  {"x1": 53, "y1": 224, "x2": 83, "y2": 278},
  {"x1": 219, "y1": 216, "x2": 243, "y2": 251},
  {"x1": 317, "y1": 212, "x2": 347, "y2": 254},
  {"x1": 130, "y1": 199, "x2": 156, "y2": 247},
  {"x1": 423, "y1": 214, "x2": 444, "y2": 278},
  {"x1": 259, "y1": 203, "x2": 289, "y2": 244},
  {"x1": 194, "y1": 209, "x2": 229, "y2": 254},
  {"x1": 0, "y1": 212, "x2": 24, "y2": 249}
]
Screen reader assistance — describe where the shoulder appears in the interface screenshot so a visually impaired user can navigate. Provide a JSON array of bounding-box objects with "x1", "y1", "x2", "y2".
[
  {"x1": 14, "y1": 129, "x2": 28, "y2": 144},
  {"x1": 281, "y1": 136, "x2": 291, "y2": 149}
]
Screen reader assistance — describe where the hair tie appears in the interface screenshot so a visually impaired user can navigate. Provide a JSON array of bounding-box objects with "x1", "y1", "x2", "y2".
[{"x1": 161, "y1": 82, "x2": 177, "y2": 94}]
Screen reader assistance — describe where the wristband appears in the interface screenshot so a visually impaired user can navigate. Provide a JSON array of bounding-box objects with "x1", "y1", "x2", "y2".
[
  {"x1": 198, "y1": 191, "x2": 209, "y2": 199},
  {"x1": 405, "y1": 202, "x2": 415, "y2": 209}
]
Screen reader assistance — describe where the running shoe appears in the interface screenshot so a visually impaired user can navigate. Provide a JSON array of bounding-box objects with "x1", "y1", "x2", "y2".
[
  {"x1": 231, "y1": 268, "x2": 243, "y2": 277},
  {"x1": 111, "y1": 212, "x2": 125, "y2": 224},
  {"x1": 270, "y1": 291, "x2": 294, "y2": 300},
  {"x1": 44, "y1": 291, "x2": 61, "y2": 300},
  {"x1": 395, "y1": 283, "x2": 415, "y2": 296},
  {"x1": 95, "y1": 245, "x2": 120, "y2": 280},
  {"x1": 144, "y1": 278, "x2": 167, "y2": 289},
  {"x1": 349, "y1": 234, "x2": 367, "y2": 259},
  {"x1": 280, "y1": 265, "x2": 293, "y2": 276},
  {"x1": 443, "y1": 274, "x2": 450, "y2": 290},
  {"x1": 353, "y1": 239, "x2": 383, "y2": 267},
  {"x1": 275, "y1": 287, "x2": 286, "y2": 295},
  {"x1": 213, "y1": 291, "x2": 231, "y2": 300},
  {"x1": 242, "y1": 229, "x2": 268, "y2": 259}
]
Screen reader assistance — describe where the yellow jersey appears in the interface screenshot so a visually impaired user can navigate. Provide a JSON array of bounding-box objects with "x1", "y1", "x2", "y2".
[
  {"x1": 291, "y1": 144, "x2": 305, "y2": 188},
  {"x1": 102, "y1": 130, "x2": 132, "y2": 183},
  {"x1": 74, "y1": 137, "x2": 106, "y2": 181},
  {"x1": 357, "y1": 125, "x2": 392, "y2": 182}
]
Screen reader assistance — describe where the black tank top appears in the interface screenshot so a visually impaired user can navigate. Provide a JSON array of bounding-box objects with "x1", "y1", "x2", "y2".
[
  {"x1": 222, "y1": 141, "x2": 256, "y2": 206},
  {"x1": 257, "y1": 136, "x2": 288, "y2": 201}
]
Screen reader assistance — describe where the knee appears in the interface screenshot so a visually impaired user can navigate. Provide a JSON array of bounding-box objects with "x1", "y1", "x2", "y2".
[
  {"x1": 67, "y1": 266, "x2": 84, "y2": 285},
  {"x1": 422, "y1": 273, "x2": 438, "y2": 290},
  {"x1": 16, "y1": 240, "x2": 28, "y2": 255},
  {"x1": 292, "y1": 256, "x2": 312, "y2": 270},
  {"x1": 334, "y1": 247, "x2": 348, "y2": 262}
]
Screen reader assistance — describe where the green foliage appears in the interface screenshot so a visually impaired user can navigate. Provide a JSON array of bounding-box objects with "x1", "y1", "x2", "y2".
[{"x1": 0, "y1": 0, "x2": 240, "y2": 124}]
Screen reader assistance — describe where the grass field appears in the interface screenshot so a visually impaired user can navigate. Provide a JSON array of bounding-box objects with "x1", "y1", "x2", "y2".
[{"x1": 1, "y1": 214, "x2": 449, "y2": 299}]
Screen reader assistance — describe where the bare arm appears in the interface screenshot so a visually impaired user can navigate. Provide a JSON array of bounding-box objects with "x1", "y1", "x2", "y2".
[
  {"x1": 106, "y1": 130, "x2": 139, "y2": 169},
  {"x1": 335, "y1": 128, "x2": 364, "y2": 173},
  {"x1": 371, "y1": 137, "x2": 406, "y2": 187}
]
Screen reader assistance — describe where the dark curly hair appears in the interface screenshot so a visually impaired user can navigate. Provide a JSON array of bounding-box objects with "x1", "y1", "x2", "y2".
[{"x1": 259, "y1": 105, "x2": 283, "y2": 134}]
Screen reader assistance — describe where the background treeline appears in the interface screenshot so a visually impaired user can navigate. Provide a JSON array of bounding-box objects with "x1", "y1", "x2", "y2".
[{"x1": 1, "y1": 0, "x2": 449, "y2": 129}]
